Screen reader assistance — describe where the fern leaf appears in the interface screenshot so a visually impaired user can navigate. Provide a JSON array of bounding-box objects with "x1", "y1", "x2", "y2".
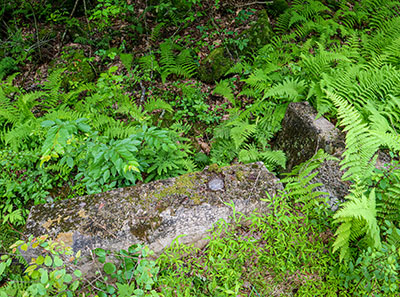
[
  {"x1": 214, "y1": 80, "x2": 235, "y2": 106},
  {"x1": 333, "y1": 189, "x2": 381, "y2": 261},
  {"x1": 144, "y1": 97, "x2": 173, "y2": 113},
  {"x1": 263, "y1": 77, "x2": 306, "y2": 102}
]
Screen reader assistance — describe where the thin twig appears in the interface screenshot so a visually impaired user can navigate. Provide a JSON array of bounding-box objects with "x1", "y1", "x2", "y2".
[
  {"x1": 61, "y1": 0, "x2": 80, "y2": 42},
  {"x1": 83, "y1": 0, "x2": 90, "y2": 30},
  {"x1": 26, "y1": 0, "x2": 42, "y2": 60}
]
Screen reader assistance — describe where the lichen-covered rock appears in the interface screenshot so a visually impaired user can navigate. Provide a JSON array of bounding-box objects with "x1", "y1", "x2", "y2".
[
  {"x1": 274, "y1": 102, "x2": 345, "y2": 172},
  {"x1": 274, "y1": 102, "x2": 348, "y2": 210},
  {"x1": 23, "y1": 162, "x2": 282, "y2": 275},
  {"x1": 240, "y1": 10, "x2": 274, "y2": 51},
  {"x1": 198, "y1": 47, "x2": 234, "y2": 83}
]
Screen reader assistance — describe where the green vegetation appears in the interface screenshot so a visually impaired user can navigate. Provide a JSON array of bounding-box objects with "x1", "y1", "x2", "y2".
[{"x1": 1, "y1": 0, "x2": 400, "y2": 295}]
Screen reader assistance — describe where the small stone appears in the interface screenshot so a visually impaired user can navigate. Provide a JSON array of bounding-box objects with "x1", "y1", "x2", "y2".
[{"x1": 208, "y1": 178, "x2": 224, "y2": 191}]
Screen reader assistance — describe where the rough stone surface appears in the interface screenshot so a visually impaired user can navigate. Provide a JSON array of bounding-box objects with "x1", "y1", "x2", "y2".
[
  {"x1": 274, "y1": 102, "x2": 345, "y2": 172},
  {"x1": 240, "y1": 10, "x2": 274, "y2": 51},
  {"x1": 274, "y1": 102, "x2": 348, "y2": 210},
  {"x1": 274, "y1": 102, "x2": 391, "y2": 211},
  {"x1": 198, "y1": 47, "x2": 234, "y2": 83},
  {"x1": 24, "y1": 162, "x2": 282, "y2": 275}
]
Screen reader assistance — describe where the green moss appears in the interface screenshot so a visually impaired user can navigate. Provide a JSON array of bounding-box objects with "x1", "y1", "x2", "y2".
[
  {"x1": 207, "y1": 163, "x2": 223, "y2": 174},
  {"x1": 198, "y1": 47, "x2": 234, "y2": 83},
  {"x1": 235, "y1": 170, "x2": 245, "y2": 181},
  {"x1": 154, "y1": 173, "x2": 204, "y2": 204},
  {"x1": 240, "y1": 10, "x2": 274, "y2": 51}
]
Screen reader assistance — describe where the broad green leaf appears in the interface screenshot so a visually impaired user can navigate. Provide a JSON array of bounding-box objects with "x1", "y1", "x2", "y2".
[
  {"x1": 73, "y1": 269, "x2": 82, "y2": 278},
  {"x1": 66, "y1": 157, "x2": 74, "y2": 168},
  {"x1": 71, "y1": 280, "x2": 80, "y2": 291},
  {"x1": 94, "y1": 248, "x2": 106, "y2": 257},
  {"x1": 0, "y1": 262, "x2": 6, "y2": 276},
  {"x1": 44, "y1": 255, "x2": 52, "y2": 267},
  {"x1": 77, "y1": 122, "x2": 91, "y2": 133},
  {"x1": 64, "y1": 273, "x2": 73, "y2": 283},
  {"x1": 25, "y1": 264, "x2": 38, "y2": 275},
  {"x1": 40, "y1": 269, "x2": 49, "y2": 284},
  {"x1": 103, "y1": 262, "x2": 116, "y2": 274},
  {"x1": 103, "y1": 169, "x2": 110, "y2": 181},
  {"x1": 36, "y1": 255, "x2": 44, "y2": 265},
  {"x1": 41, "y1": 120, "x2": 55, "y2": 128},
  {"x1": 54, "y1": 256, "x2": 63, "y2": 267},
  {"x1": 36, "y1": 283, "x2": 46, "y2": 295}
]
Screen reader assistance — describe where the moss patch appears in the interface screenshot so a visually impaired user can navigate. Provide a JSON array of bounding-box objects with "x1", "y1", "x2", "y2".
[
  {"x1": 198, "y1": 47, "x2": 234, "y2": 83},
  {"x1": 240, "y1": 10, "x2": 274, "y2": 51},
  {"x1": 154, "y1": 173, "x2": 205, "y2": 205}
]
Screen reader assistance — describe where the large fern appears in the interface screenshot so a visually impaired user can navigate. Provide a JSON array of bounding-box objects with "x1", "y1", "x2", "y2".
[
  {"x1": 159, "y1": 40, "x2": 197, "y2": 83},
  {"x1": 333, "y1": 188, "x2": 381, "y2": 261}
]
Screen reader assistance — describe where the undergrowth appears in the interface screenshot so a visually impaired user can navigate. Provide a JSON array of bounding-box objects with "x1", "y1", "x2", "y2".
[{"x1": 1, "y1": 0, "x2": 400, "y2": 295}]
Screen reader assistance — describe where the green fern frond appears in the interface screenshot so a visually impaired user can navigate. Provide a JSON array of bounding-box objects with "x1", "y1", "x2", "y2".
[
  {"x1": 260, "y1": 150, "x2": 286, "y2": 169},
  {"x1": 225, "y1": 61, "x2": 252, "y2": 76},
  {"x1": 301, "y1": 44, "x2": 351, "y2": 80},
  {"x1": 227, "y1": 120, "x2": 256, "y2": 150},
  {"x1": 120, "y1": 53, "x2": 134, "y2": 70},
  {"x1": 175, "y1": 49, "x2": 198, "y2": 78},
  {"x1": 333, "y1": 189, "x2": 381, "y2": 261},
  {"x1": 327, "y1": 91, "x2": 380, "y2": 181},
  {"x1": 160, "y1": 40, "x2": 197, "y2": 82},
  {"x1": 292, "y1": 0, "x2": 329, "y2": 20},
  {"x1": 275, "y1": 9, "x2": 292, "y2": 34},
  {"x1": 263, "y1": 77, "x2": 306, "y2": 102},
  {"x1": 151, "y1": 22, "x2": 165, "y2": 42},
  {"x1": 241, "y1": 68, "x2": 272, "y2": 93},
  {"x1": 378, "y1": 183, "x2": 400, "y2": 222},
  {"x1": 238, "y1": 143, "x2": 260, "y2": 164},
  {"x1": 144, "y1": 97, "x2": 173, "y2": 113},
  {"x1": 3, "y1": 119, "x2": 41, "y2": 150},
  {"x1": 386, "y1": 225, "x2": 400, "y2": 248},
  {"x1": 210, "y1": 138, "x2": 237, "y2": 165},
  {"x1": 214, "y1": 80, "x2": 235, "y2": 106},
  {"x1": 288, "y1": 11, "x2": 307, "y2": 28},
  {"x1": 42, "y1": 68, "x2": 65, "y2": 99},
  {"x1": 139, "y1": 54, "x2": 160, "y2": 73},
  {"x1": 0, "y1": 86, "x2": 19, "y2": 124},
  {"x1": 17, "y1": 91, "x2": 47, "y2": 120}
]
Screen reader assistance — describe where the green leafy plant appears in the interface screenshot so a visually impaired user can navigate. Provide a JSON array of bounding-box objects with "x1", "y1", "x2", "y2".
[
  {"x1": 159, "y1": 40, "x2": 198, "y2": 83},
  {"x1": 93, "y1": 244, "x2": 160, "y2": 297},
  {"x1": 0, "y1": 235, "x2": 83, "y2": 297},
  {"x1": 171, "y1": 83, "x2": 224, "y2": 125},
  {"x1": 0, "y1": 150, "x2": 55, "y2": 225}
]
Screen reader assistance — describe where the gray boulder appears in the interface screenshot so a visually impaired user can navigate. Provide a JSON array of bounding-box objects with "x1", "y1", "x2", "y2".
[
  {"x1": 274, "y1": 102, "x2": 348, "y2": 210},
  {"x1": 274, "y1": 102, "x2": 391, "y2": 211}
]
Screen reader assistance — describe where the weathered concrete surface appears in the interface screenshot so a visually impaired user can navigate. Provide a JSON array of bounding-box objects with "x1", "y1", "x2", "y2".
[
  {"x1": 24, "y1": 162, "x2": 282, "y2": 274},
  {"x1": 274, "y1": 102, "x2": 348, "y2": 210}
]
